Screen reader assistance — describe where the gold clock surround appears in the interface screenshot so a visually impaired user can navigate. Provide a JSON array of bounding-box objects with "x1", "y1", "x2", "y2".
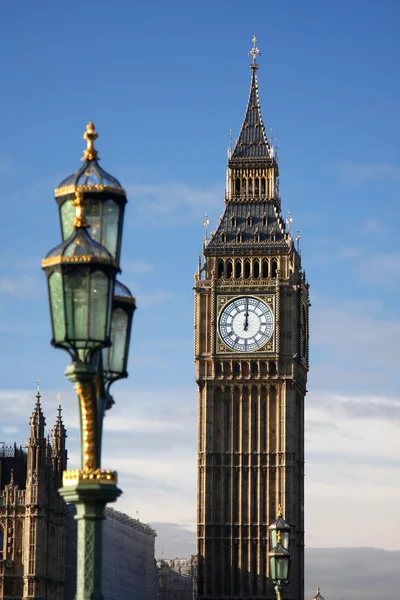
[{"x1": 216, "y1": 293, "x2": 276, "y2": 354}]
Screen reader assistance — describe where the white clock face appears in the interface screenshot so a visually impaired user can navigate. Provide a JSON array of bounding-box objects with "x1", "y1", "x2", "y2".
[{"x1": 218, "y1": 296, "x2": 274, "y2": 352}]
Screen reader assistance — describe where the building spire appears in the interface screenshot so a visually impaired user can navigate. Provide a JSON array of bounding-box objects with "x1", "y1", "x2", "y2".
[
  {"x1": 231, "y1": 36, "x2": 272, "y2": 161},
  {"x1": 30, "y1": 381, "x2": 46, "y2": 440},
  {"x1": 52, "y1": 400, "x2": 67, "y2": 441}
]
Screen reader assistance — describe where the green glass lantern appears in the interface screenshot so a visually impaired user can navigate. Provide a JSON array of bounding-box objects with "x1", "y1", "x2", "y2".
[
  {"x1": 103, "y1": 280, "x2": 136, "y2": 392},
  {"x1": 269, "y1": 505, "x2": 291, "y2": 550},
  {"x1": 268, "y1": 530, "x2": 291, "y2": 586},
  {"x1": 54, "y1": 123, "x2": 127, "y2": 267},
  {"x1": 42, "y1": 194, "x2": 118, "y2": 364}
]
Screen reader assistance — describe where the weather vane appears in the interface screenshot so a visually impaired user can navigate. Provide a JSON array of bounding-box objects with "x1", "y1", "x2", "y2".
[
  {"x1": 286, "y1": 211, "x2": 293, "y2": 233},
  {"x1": 248, "y1": 34, "x2": 261, "y2": 69}
]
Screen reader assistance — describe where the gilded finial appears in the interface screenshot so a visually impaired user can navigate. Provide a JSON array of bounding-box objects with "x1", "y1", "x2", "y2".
[
  {"x1": 82, "y1": 122, "x2": 99, "y2": 161},
  {"x1": 278, "y1": 504, "x2": 282, "y2": 517},
  {"x1": 248, "y1": 34, "x2": 261, "y2": 70},
  {"x1": 72, "y1": 189, "x2": 88, "y2": 228}
]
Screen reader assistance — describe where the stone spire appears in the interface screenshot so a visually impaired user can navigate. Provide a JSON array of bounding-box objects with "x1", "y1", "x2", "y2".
[
  {"x1": 29, "y1": 380, "x2": 46, "y2": 441},
  {"x1": 230, "y1": 36, "x2": 273, "y2": 162},
  {"x1": 52, "y1": 401, "x2": 67, "y2": 443},
  {"x1": 51, "y1": 400, "x2": 68, "y2": 480}
]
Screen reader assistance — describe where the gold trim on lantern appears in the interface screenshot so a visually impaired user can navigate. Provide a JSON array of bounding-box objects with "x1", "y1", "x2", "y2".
[
  {"x1": 62, "y1": 469, "x2": 118, "y2": 486},
  {"x1": 42, "y1": 255, "x2": 117, "y2": 268},
  {"x1": 54, "y1": 184, "x2": 127, "y2": 198}
]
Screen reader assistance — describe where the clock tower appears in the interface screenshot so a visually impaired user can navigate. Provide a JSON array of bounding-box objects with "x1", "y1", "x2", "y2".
[{"x1": 194, "y1": 37, "x2": 309, "y2": 600}]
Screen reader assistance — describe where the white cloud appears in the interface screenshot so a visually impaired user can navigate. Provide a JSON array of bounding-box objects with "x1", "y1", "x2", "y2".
[
  {"x1": 125, "y1": 181, "x2": 223, "y2": 224},
  {"x1": 0, "y1": 275, "x2": 45, "y2": 298},
  {"x1": 358, "y1": 251, "x2": 400, "y2": 284},
  {"x1": 306, "y1": 390, "x2": 400, "y2": 550},
  {"x1": 336, "y1": 161, "x2": 400, "y2": 184},
  {"x1": 122, "y1": 259, "x2": 155, "y2": 275},
  {"x1": 362, "y1": 218, "x2": 385, "y2": 233},
  {"x1": 136, "y1": 288, "x2": 173, "y2": 308}
]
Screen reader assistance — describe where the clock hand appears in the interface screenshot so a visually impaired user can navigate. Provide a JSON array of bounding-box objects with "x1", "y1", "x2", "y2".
[{"x1": 244, "y1": 298, "x2": 249, "y2": 331}]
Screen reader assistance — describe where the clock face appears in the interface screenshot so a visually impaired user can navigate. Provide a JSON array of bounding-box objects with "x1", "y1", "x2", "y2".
[{"x1": 218, "y1": 296, "x2": 274, "y2": 352}]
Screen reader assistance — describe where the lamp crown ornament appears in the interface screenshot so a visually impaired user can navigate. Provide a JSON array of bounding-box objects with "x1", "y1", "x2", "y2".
[
  {"x1": 82, "y1": 122, "x2": 99, "y2": 161},
  {"x1": 72, "y1": 189, "x2": 88, "y2": 228}
]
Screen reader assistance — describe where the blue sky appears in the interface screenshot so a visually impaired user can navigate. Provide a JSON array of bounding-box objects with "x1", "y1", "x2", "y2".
[{"x1": 1, "y1": 0, "x2": 400, "y2": 562}]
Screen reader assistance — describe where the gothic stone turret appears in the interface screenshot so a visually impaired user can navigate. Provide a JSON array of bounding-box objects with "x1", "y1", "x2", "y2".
[
  {"x1": 0, "y1": 388, "x2": 67, "y2": 600},
  {"x1": 194, "y1": 37, "x2": 310, "y2": 600}
]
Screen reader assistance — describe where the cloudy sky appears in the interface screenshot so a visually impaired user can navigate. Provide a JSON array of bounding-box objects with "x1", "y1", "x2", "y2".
[{"x1": 0, "y1": 0, "x2": 399, "y2": 575}]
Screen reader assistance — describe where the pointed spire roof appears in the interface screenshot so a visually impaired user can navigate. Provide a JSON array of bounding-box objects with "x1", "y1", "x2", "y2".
[
  {"x1": 312, "y1": 587, "x2": 325, "y2": 600},
  {"x1": 52, "y1": 402, "x2": 67, "y2": 439},
  {"x1": 231, "y1": 36, "x2": 272, "y2": 161},
  {"x1": 30, "y1": 379, "x2": 46, "y2": 437}
]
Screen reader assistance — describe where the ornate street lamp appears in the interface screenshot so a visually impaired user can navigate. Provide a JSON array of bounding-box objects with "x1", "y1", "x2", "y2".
[
  {"x1": 103, "y1": 280, "x2": 136, "y2": 409},
  {"x1": 42, "y1": 125, "x2": 133, "y2": 600},
  {"x1": 54, "y1": 122, "x2": 127, "y2": 266},
  {"x1": 268, "y1": 507, "x2": 291, "y2": 600}
]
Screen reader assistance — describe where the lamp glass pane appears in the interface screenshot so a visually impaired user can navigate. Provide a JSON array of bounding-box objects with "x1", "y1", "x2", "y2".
[
  {"x1": 89, "y1": 271, "x2": 109, "y2": 341},
  {"x1": 49, "y1": 272, "x2": 65, "y2": 341},
  {"x1": 281, "y1": 531, "x2": 290, "y2": 549},
  {"x1": 65, "y1": 270, "x2": 88, "y2": 341},
  {"x1": 108, "y1": 308, "x2": 128, "y2": 374},
  {"x1": 60, "y1": 200, "x2": 75, "y2": 240},
  {"x1": 102, "y1": 199, "x2": 119, "y2": 259},
  {"x1": 86, "y1": 201, "x2": 102, "y2": 244},
  {"x1": 270, "y1": 530, "x2": 277, "y2": 548},
  {"x1": 269, "y1": 556, "x2": 277, "y2": 581},
  {"x1": 276, "y1": 556, "x2": 289, "y2": 581}
]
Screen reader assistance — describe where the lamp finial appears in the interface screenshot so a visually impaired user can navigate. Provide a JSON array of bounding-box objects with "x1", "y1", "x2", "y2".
[
  {"x1": 278, "y1": 504, "x2": 282, "y2": 517},
  {"x1": 82, "y1": 122, "x2": 99, "y2": 161}
]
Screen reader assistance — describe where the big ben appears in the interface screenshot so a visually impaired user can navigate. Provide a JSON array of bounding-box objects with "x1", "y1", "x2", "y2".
[{"x1": 194, "y1": 37, "x2": 309, "y2": 600}]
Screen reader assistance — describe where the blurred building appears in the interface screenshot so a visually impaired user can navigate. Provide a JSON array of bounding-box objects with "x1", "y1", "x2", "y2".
[
  {"x1": 157, "y1": 557, "x2": 196, "y2": 600},
  {"x1": 66, "y1": 505, "x2": 158, "y2": 600},
  {"x1": 0, "y1": 388, "x2": 67, "y2": 600}
]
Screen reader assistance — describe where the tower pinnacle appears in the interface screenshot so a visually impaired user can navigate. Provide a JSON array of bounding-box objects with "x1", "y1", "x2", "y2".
[
  {"x1": 248, "y1": 34, "x2": 261, "y2": 70},
  {"x1": 30, "y1": 381, "x2": 46, "y2": 440}
]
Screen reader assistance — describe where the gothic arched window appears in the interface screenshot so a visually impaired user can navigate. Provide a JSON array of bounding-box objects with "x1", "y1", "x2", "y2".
[
  {"x1": 217, "y1": 259, "x2": 224, "y2": 279},
  {"x1": 244, "y1": 259, "x2": 251, "y2": 279},
  {"x1": 271, "y1": 258, "x2": 278, "y2": 278},
  {"x1": 235, "y1": 260, "x2": 242, "y2": 279},
  {"x1": 262, "y1": 259, "x2": 269, "y2": 278}
]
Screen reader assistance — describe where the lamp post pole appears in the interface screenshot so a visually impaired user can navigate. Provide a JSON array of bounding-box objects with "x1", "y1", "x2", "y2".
[{"x1": 42, "y1": 124, "x2": 135, "y2": 600}]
